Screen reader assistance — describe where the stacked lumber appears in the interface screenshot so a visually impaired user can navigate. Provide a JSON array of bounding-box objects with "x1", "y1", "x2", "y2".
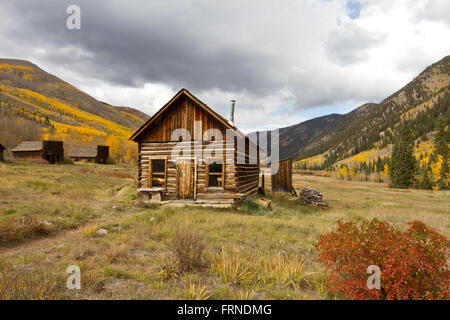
[{"x1": 300, "y1": 187, "x2": 328, "y2": 208}]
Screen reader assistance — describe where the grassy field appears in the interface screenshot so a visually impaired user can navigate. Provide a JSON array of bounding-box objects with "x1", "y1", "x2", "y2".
[{"x1": 0, "y1": 160, "x2": 448, "y2": 299}]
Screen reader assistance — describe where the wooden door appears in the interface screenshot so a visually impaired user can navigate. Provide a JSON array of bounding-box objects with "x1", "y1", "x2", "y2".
[{"x1": 177, "y1": 160, "x2": 195, "y2": 199}]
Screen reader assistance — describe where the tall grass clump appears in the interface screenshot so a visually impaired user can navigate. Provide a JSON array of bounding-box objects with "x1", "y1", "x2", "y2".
[
  {"x1": 184, "y1": 282, "x2": 213, "y2": 300},
  {"x1": 78, "y1": 224, "x2": 98, "y2": 238},
  {"x1": 212, "y1": 247, "x2": 313, "y2": 288},
  {"x1": 211, "y1": 248, "x2": 256, "y2": 286},
  {"x1": 260, "y1": 252, "x2": 314, "y2": 288}
]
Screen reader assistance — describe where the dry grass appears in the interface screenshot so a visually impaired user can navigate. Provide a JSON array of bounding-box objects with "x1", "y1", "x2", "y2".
[
  {"x1": 184, "y1": 282, "x2": 213, "y2": 300},
  {"x1": 212, "y1": 247, "x2": 314, "y2": 288},
  {"x1": 0, "y1": 160, "x2": 448, "y2": 299},
  {"x1": 105, "y1": 244, "x2": 130, "y2": 264},
  {"x1": 0, "y1": 259, "x2": 67, "y2": 299},
  {"x1": 167, "y1": 227, "x2": 207, "y2": 274},
  {"x1": 78, "y1": 224, "x2": 98, "y2": 239},
  {"x1": 0, "y1": 216, "x2": 50, "y2": 246}
]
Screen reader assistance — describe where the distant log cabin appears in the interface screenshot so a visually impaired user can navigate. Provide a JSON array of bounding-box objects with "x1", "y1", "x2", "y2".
[
  {"x1": 11, "y1": 140, "x2": 63, "y2": 163},
  {"x1": 68, "y1": 146, "x2": 109, "y2": 164},
  {"x1": 0, "y1": 144, "x2": 5, "y2": 161},
  {"x1": 129, "y1": 89, "x2": 260, "y2": 206}
]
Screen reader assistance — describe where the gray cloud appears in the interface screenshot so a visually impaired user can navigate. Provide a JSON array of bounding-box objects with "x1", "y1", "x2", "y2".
[
  {"x1": 326, "y1": 23, "x2": 385, "y2": 65},
  {"x1": 1, "y1": 0, "x2": 286, "y2": 93},
  {"x1": 415, "y1": 0, "x2": 450, "y2": 25},
  {"x1": 0, "y1": 0, "x2": 449, "y2": 132}
]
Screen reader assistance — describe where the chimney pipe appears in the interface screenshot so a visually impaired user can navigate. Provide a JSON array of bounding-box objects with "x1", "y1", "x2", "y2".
[{"x1": 230, "y1": 100, "x2": 236, "y2": 125}]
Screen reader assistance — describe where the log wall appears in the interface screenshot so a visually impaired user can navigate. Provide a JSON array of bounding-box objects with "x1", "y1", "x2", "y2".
[{"x1": 139, "y1": 141, "x2": 240, "y2": 203}]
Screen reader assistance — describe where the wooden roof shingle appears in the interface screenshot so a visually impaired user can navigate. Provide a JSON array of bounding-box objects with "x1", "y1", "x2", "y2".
[
  {"x1": 11, "y1": 141, "x2": 43, "y2": 152},
  {"x1": 68, "y1": 146, "x2": 98, "y2": 158}
]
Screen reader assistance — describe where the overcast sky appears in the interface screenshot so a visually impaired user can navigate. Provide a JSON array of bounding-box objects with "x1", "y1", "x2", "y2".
[{"x1": 0, "y1": 0, "x2": 449, "y2": 133}]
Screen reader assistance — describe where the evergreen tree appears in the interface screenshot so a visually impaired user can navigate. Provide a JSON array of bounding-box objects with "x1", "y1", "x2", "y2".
[
  {"x1": 432, "y1": 115, "x2": 449, "y2": 190},
  {"x1": 389, "y1": 122, "x2": 416, "y2": 188},
  {"x1": 418, "y1": 165, "x2": 433, "y2": 190}
]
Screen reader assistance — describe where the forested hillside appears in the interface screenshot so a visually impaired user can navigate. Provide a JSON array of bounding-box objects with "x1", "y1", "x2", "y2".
[
  {"x1": 292, "y1": 56, "x2": 449, "y2": 189},
  {"x1": 272, "y1": 56, "x2": 449, "y2": 170},
  {"x1": 0, "y1": 59, "x2": 149, "y2": 162}
]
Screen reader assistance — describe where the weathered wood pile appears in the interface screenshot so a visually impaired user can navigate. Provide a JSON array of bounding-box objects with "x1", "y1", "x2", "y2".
[
  {"x1": 258, "y1": 198, "x2": 278, "y2": 214},
  {"x1": 300, "y1": 187, "x2": 328, "y2": 208}
]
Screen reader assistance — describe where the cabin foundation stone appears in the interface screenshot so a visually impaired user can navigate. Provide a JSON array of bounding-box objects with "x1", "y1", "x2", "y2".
[{"x1": 138, "y1": 191, "x2": 150, "y2": 201}]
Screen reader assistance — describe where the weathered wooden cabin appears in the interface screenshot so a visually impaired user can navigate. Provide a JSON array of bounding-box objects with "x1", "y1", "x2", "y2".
[
  {"x1": 68, "y1": 145, "x2": 109, "y2": 164},
  {"x1": 261, "y1": 158, "x2": 295, "y2": 194},
  {"x1": 129, "y1": 89, "x2": 259, "y2": 206},
  {"x1": 0, "y1": 144, "x2": 5, "y2": 161},
  {"x1": 11, "y1": 140, "x2": 64, "y2": 163}
]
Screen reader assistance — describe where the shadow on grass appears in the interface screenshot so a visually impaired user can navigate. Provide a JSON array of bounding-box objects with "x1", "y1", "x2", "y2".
[{"x1": 240, "y1": 194, "x2": 325, "y2": 217}]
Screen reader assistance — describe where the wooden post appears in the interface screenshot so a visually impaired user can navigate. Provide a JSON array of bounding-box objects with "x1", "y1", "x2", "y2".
[{"x1": 262, "y1": 172, "x2": 265, "y2": 190}]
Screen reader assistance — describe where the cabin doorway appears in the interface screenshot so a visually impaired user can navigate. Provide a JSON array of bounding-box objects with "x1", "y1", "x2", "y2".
[{"x1": 177, "y1": 159, "x2": 195, "y2": 199}]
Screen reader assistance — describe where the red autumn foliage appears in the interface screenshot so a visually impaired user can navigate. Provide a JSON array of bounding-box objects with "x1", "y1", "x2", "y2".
[{"x1": 316, "y1": 219, "x2": 449, "y2": 300}]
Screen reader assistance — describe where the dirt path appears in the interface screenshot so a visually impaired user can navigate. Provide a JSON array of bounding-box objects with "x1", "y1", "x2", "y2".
[
  {"x1": 0, "y1": 178, "x2": 140, "y2": 257},
  {"x1": 0, "y1": 229, "x2": 79, "y2": 256},
  {"x1": 0, "y1": 204, "x2": 147, "y2": 257}
]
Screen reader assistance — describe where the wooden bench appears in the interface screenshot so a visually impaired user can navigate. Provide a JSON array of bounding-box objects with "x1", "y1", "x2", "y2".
[{"x1": 138, "y1": 187, "x2": 166, "y2": 202}]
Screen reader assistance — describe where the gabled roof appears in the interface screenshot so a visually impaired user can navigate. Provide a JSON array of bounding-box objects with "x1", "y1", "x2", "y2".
[
  {"x1": 130, "y1": 88, "x2": 245, "y2": 141},
  {"x1": 12, "y1": 141, "x2": 43, "y2": 152},
  {"x1": 0, "y1": 144, "x2": 5, "y2": 150},
  {"x1": 68, "y1": 146, "x2": 98, "y2": 158}
]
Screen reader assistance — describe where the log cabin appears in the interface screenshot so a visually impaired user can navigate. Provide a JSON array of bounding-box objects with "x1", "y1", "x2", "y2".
[
  {"x1": 68, "y1": 145, "x2": 110, "y2": 164},
  {"x1": 11, "y1": 140, "x2": 64, "y2": 163},
  {"x1": 129, "y1": 89, "x2": 260, "y2": 206}
]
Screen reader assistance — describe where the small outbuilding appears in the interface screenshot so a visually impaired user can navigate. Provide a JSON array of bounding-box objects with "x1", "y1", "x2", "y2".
[
  {"x1": 262, "y1": 158, "x2": 295, "y2": 195},
  {"x1": 68, "y1": 145, "x2": 109, "y2": 164},
  {"x1": 12, "y1": 140, "x2": 64, "y2": 163},
  {"x1": 0, "y1": 144, "x2": 5, "y2": 161}
]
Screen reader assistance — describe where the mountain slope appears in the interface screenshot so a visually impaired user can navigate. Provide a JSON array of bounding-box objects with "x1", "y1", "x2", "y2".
[
  {"x1": 269, "y1": 55, "x2": 449, "y2": 163},
  {"x1": 276, "y1": 102, "x2": 377, "y2": 160},
  {"x1": 0, "y1": 58, "x2": 148, "y2": 133},
  {"x1": 0, "y1": 58, "x2": 150, "y2": 162}
]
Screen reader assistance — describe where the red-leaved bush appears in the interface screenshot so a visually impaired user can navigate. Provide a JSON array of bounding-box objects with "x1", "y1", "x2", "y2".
[{"x1": 316, "y1": 219, "x2": 449, "y2": 300}]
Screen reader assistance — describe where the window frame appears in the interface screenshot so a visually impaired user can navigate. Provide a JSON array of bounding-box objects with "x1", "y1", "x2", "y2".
[
  {"x1": 148, "y1": 157, "x2": 168, "y2": 188},
  {"x1": 206, "y1": 157, "x2": 225, "y2": 189}
]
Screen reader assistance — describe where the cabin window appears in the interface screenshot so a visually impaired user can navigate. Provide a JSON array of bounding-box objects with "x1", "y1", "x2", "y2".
[
  {"x1": 150, "y1": 159, "x2": 166, "y2": 187},
  {"x1": 207, "y1": 160, "x2": 224, "y2": 188}
]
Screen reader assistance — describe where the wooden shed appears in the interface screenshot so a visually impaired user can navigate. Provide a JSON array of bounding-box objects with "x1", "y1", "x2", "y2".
[
  {"x1": 261, "y1": 158, "x2": 295, "y2": 194},
  {"x1": 68, "y1": 145, "x2": 109, "y2": 164},
  {"x1": 129, "y1": 88, "x2": 260, "y2": 206},
  {"x1": 11, "y1": 140, "x2": 64, "y2": 163},
  {"x1": 0, "y1": 144, "x2": 5, "y2": 161}
]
